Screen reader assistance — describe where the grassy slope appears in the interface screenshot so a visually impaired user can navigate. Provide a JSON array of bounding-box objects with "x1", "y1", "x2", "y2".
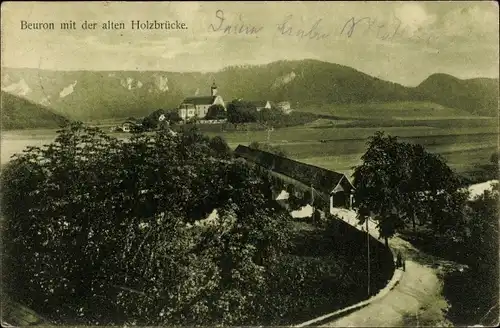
[
  {"x1": 213, "y1": 119, "x2": 497, "y2": 179},
  {"x1": 1, "y1": 91, "x2": 69, "y2": 130},
  {"x1": 298, "y1": 101, "x2": 487, "y2": 119}
]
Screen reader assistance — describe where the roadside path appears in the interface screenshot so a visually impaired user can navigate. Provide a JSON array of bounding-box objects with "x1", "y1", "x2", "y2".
[{"x1": 319, "y1": 209, "x2": 465, "y2": 327}]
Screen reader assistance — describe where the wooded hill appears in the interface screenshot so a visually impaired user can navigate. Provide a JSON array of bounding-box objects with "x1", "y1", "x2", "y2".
[
  {"x1": 1, "y1": 91, "x2": 69, "y2": 130},
  {"x1": 1, "y1": 59, "x2": 497, "y2": 122}
]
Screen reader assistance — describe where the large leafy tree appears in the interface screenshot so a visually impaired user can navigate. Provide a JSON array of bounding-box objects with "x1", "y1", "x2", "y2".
[
  {"x1": 205, "y1": 104, "x2": 227, "y2": 120},
  {"x1": 141, "y1": 114, "x2": 158, "y2": 130},
  {"x1": 1, "y1": 122, "x2": 291, "y2": 326},
  {"x1": 353, "y1": 131, "x2": 462, "y2": 246},
  {"x1": 227, "y1": 100, "x2": 258, "y2": 125},
  {"x1": 1, "y1": 123, "x2": 127, "y2": 319},
  {"x1": 466, "y1": 183, "x2": 499, "y2": 271},
  {"x1": 257, "y1": 108, "x2": 282, "y2": 124},
  {"x1": 442, "y1": 184, "x2": 499, "y2": 326},
  {"x1": 164, "y1": 108, "x2": 182, "y2": 124}
]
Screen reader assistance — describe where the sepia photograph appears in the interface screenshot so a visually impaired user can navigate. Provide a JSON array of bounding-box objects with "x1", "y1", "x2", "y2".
[{"x1": 1, "y1": 1, "x2": 498, "y2": 327}]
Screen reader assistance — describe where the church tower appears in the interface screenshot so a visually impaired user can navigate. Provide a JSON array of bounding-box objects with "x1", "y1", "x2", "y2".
[{"x1": 211, "y1": 81, "x2": 218, "y2": 96}]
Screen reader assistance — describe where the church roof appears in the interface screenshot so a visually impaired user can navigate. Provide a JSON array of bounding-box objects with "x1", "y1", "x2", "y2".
[{"x1": 181, "y1": 96, "x2": 217, "y2": 105}]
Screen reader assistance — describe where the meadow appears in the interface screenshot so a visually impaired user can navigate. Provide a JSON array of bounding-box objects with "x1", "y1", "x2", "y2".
[
  {"x1": 296, "y1": 101, "x2": 492, "y2": 119},
  {"x1": 2, "y1": 103, "x2": 497, "y2": 182},
  {"x1": 211, "y1": 118, "x2": 497, "y2": 178}
]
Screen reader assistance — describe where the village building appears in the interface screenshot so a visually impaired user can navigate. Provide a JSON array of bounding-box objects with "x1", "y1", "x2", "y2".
[
  {"x1": 249, "y1": 100, "x2": 272, "y2": 112},
  {"x1": 234, "y1": 145, "x2": 355, "y2": 209},
  {"x1": 178, "y1": 82, "x2": 226, "y2": 120},
  {"x1": 276, "y1": 101, "x2": 292, "y2": 114},
  {"x1": 121, "y1": 120, "x2": 141, "y2": 133}
]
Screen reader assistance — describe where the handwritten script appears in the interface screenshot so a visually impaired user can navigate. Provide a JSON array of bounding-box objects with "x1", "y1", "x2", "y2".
[
  {"x1": 276, "y1": 15, "x2": 330, "y2": 41},
  {"x1": 208, "y1": 10, "x2": 435, "y2": 46},
  {"x1": 209, "y1": 10, "x2": 263, "y2": 36}
]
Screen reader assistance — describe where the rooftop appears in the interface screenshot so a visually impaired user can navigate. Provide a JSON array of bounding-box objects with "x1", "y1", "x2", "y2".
[
  {"x1": 234, "y1": 145, "x2": 354, "y2": 194},
  {"x1": 181, "y1": 96, "x2": 217, "y2": 105}
]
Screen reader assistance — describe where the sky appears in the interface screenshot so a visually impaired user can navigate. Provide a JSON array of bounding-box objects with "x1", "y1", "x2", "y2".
[{"x1": 1, "y1": 1, "x2": 498, "y2": 86}]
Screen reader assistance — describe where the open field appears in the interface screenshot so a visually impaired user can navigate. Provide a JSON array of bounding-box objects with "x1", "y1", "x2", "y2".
[
  {"x1": 2, "y1": 116, "x2": 498, "y2": 180},
  {"x1": 297, "y1": 101, "x2": 494, "y2": 119},
  {"x1": 218, "y1": 119, "x2": 498, "y2": 177}
]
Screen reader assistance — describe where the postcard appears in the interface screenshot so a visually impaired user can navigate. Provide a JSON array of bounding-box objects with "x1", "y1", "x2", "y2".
[{"x1": 1, "y1": 1, "x2": 498, "y2": 327}]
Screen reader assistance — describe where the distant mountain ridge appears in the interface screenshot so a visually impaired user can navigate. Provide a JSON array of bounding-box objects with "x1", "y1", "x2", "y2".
[
  {"x1": 1, "y1": 91, "x2": 69, "y2": 130},
  {"x1": 414, "y1": 73, "x2": 498, "y2": 116},
  {"x1": 1, "y1": 59, "x2": 498, "y2": 121}
]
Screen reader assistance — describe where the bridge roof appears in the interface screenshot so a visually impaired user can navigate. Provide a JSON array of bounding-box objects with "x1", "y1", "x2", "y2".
[{"x1": 234, "y1": 145, "x2": 354, "y2": 194}]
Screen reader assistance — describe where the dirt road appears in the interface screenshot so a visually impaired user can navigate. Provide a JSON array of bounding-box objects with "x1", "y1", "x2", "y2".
[{"x1": 322, "y1": 209, "x2": 466, "y2": 327}]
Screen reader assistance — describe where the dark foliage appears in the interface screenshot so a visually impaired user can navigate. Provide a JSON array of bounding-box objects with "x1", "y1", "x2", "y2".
[
  {"x1": 227, "y1": 100, "x2": 258, "y2": 125},
  {"x1": 141, "y1": 109, "x2": 181, "y2": 131},
  {"x1": 401, "y1": 184, "x2": 499, "y2": 326},
  {"x1": 353, "y1": 131, "x2": 463, "y2": 244},
  {"x1": 1, "y1": 122, "x2": 394, "y2": 326},
  {"x1": 1, "y1": 122, "x2": 295, "y2": 326},
  {"x1": 205, "y1": 104, "x2": 227, "y2": 120},
  {"x1": 141, "y1": 114, "x2": 158, "y2": 130}
]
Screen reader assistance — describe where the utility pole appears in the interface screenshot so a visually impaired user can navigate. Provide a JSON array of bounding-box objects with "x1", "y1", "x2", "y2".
[
  {"x1": 367, "y1": 218, "x2": 370, "y2": 296},
  {"x1": 246, "y1": 125, "x2": 250, "y2": 142},
  {"x1": 266, "y1": 126, "x2": 273, "y2": 143},
  {"x1": 311, "y1": 184, "x2": 314, "y2": 205},
  {"x1": 311, "y1": 184, "x2": 316, "y2": 223}
]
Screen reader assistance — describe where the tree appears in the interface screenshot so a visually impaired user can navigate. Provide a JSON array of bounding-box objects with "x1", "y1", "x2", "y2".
[
  {"x1": 142, "y1": 115, "x2": 158, "y2": 130},
  {"x1": 208, "y1": 136, "x2": 232, "y2": 159},
  {"x1": 227, "y1": 100, "x2": 258, "y2": 125},
  {"x1": 206, "y1": 104, "x2": 226, "y2": 120},
  {"x1": 442, "y1": 184, "x2": 499, "y2": 326},
  {"x1": 257, "y1": 108, "x2": 282, "y2": 125},
  {"x1": 353, "y1": 131, "x2": 461, "y2": 245},
  {"x1": 1, "y1": 122, "x2": 126, "y2": 322},
  {"x1": 490, "y1": 151, "x2": 499, "y2": 165},
  {"x1": 466, "y1": 183, "x2": 499, "y2": 270},
  {"x1": 164, "y1": 109, "x2": 182, "y2": 124},
  {"x1": 1, "y1": 122, "x2": 293, "y2": 326}
]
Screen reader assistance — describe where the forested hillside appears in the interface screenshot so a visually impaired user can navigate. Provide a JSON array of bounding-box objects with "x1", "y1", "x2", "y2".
[
  {"x1": 2, "y1": 59, "x2": 497, "y2": 121},
  {"x1": 414, "y1": 74, "x2": 498, "y2": 116},
  {"x1": 1, "y1": 91, "x2": 69, "y2": 129}
]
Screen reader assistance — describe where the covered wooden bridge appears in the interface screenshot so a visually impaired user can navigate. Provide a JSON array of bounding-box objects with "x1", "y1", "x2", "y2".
[{"x1": 234, "y1": 145, "x2": 355, "y2": 209}]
